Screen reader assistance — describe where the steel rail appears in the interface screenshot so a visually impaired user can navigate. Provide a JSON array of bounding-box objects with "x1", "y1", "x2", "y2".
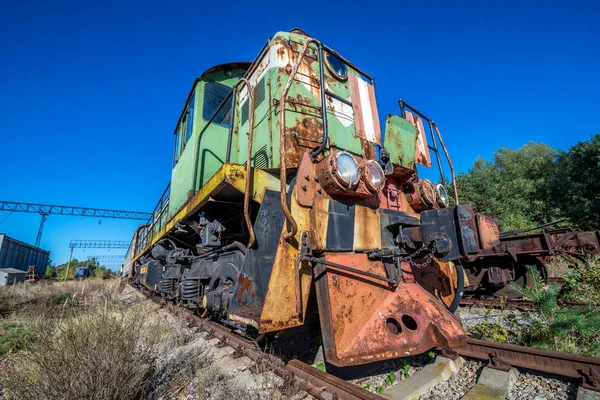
[
  {"x1": 455, "y1": 338, "x2": 600, "y2": 391},
  {"x1": 460, "y1": 296, "x2": 593, "y2": 311},
  {"x1": 133, "y1": 284, "x2": 383, "y2": 400}
]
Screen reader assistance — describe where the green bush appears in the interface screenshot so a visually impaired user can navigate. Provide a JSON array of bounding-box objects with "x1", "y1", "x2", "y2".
[
  {"x1": 510, "y1": 265, "x2": 600, "y2": 356},
  {"x1": 559, "y1": 257, "x2": 600, "y2": 303},
  {"x1": 0, "y1": 322, "x2": 35, "y2": 355}
]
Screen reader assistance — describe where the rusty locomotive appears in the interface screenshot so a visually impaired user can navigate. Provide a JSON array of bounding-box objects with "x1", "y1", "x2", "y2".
[{"x1": 121, "y1": 28, "x2": 532, "y2": 367}]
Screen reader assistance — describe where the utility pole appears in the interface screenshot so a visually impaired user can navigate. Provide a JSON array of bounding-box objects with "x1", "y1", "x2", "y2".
[{"x1": 64, "y1": 247, "x2": 74, "y2": 281}]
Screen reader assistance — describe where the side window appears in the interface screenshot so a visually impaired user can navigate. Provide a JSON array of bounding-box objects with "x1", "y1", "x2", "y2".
[
  {"x1": 184, "y1": 95, "x2": 195, "y2": 144},
  {"x1": 203, "y1": 82, "x2": 233, "y2": 127},
  {"x1": 173, "y1": 127, "x2": 181, "y2": 167}
]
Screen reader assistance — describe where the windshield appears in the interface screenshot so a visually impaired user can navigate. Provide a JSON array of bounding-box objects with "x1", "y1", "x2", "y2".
[{"x1": 203, "y1": 81, "x2": 233, "y2": 127}]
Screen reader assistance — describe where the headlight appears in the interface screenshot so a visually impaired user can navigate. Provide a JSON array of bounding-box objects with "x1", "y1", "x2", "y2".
[
  {"x1": 363, "y1": 160, "x2": 385, "y2": 193},
  {"x1": 334, "y1": 152, "x2": 359, "y2": 187},
  {"x1": 436, "y1": 184, "x2": 449, "y2": 208}
]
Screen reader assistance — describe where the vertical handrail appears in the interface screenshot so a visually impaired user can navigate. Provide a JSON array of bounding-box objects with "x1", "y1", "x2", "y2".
[
  {"x1": 433, "y1": 123, "x2": 459, "y2": 205},
  {"x1": 310, "y1": 42, "x2": 329, "y2": 160},
  {"x1": 237, "y1": 78, "x2": 257, "y2": 249},
  {"x1": 279, "y1": 38, "x2": 320, "y2": 240},
  {"x1": 398, "y1": 99, "x2": 459, "y2": 205}
]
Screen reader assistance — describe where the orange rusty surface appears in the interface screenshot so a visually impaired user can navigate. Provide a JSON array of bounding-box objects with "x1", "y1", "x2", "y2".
[
  {"x1": 296, "y1": 152, "x2": 318, "y2": 207},
  {"x1": 406, "y1": 112, "x2": 432, "y2": 168},
  {"x1": 259, "y1": 186, "x2": 313, "y2": 333},
  {"x1": 353, "y1": 205, "x2": 382, "y2": 251},
  {"x1": 476, "y1": 214, "x2": 500, "y2": 249},
  {"x1": 315, "y1": 253, "x2": 465, "y2": 367},
  {"x1": 411, "y1": 259, "x2": 458, "y2": 308}
]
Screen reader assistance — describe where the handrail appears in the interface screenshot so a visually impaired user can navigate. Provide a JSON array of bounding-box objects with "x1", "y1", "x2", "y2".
[
  {"x1": 432, "y1": 124, "x2": 459, "y2": 205},
  {"x1": 237, "y1": 78, "x2": 256, "y2": 249},
  {"x1": 398, "y1": 99, "x2": 460, "y2": 205},
  {"x1": 278, "y1": 38, "x2": 319, "y2": 240}
]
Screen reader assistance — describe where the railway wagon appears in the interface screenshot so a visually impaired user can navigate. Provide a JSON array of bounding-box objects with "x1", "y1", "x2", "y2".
[
  {"x1": 127, "y1": 29, "x2": 500, "y2": 367},
  {"x1": 0, "y1": 234, "x2": 49, "y2": 276}
]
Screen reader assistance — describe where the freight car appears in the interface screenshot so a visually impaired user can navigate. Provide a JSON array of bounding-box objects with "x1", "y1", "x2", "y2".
[
  {"x1": 0, "y1": 234, "x2": 49, "y2": 276},
  {"x1": 125, "y1": 29, "x2": 501, "y2": 367}
]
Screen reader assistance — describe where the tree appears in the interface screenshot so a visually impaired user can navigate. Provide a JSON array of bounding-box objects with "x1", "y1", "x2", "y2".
[
  {"x1": 549, "y1": 134, "x2": 600, "y2": 230},
  {"x1": 455, "y1": 142, "x2": 558, "y2": 231}
]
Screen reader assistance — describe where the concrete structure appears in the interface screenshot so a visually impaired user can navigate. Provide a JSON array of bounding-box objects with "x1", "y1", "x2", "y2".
[
  {"x1": 0, "y1": 268, "x2": 27, "y2": 286},
  {"x1": 383, "y1": 356, "x2": 465, "y2": 399},
  {"x1": 462, "y1": 366, "x2": 519, "y2": 400},
  {"x1": 0, "y1": 234, "x2": 49, "y2": 276}
]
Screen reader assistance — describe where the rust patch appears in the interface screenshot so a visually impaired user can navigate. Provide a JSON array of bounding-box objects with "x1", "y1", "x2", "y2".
[
  {"x1": 477, "y1": 214, "x2": 500, "y2": 249},
  {"x1": 236, "y1": 275, "x2": 255, "y2": 304},
  {"x1": 314, "y1": 252, "x2": 465, "y2": 367},
  {"x1": 405, "y1": 112, "x2": 432, "y2": 168}
]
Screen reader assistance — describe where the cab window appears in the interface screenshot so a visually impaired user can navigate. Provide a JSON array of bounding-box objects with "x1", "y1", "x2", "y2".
[
  {"x1": 203, "y1": 81, "x2": 233, "y2": 127},
  {"x1": 173, "y1": 126, "x2": 181, "y2": 167},
  {"x1": 184, "y1": 95, "x2": 195, "y2": 144}
]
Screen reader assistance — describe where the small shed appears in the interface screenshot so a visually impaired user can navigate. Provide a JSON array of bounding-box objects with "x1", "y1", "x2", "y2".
[{"x1": 0, "y1": 268, "x2": 27, "y2": 286}]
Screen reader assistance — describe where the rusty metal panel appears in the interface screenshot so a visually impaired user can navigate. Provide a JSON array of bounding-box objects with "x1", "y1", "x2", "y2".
[
  {"x1": 315, "y1": 253, "x2": 465, "y2": 366},
  {"x1": 348, "y1": 73, "x2": 382, "y2": 146},
  {"x1": 405, "y1": 112, "x2": 432, "y2": 167},
  {"x1": 411, "y1": 259, "x2": 458, "y2": 308},
  {"x1": 383, "y1": 115, "x2": 418, "y2": 171},
  {"x1": 476, "y1": 214, "x2": 500, "y2": 249},
  {"x1": 259, "y1": 187, "x2": 313, "y2": 332},
  {"x1": 353, "y1": 205, "x2": 382, "y2": 251},
  {"x1": 456, "y1": 205, "x2": 480, "y2": 255}
]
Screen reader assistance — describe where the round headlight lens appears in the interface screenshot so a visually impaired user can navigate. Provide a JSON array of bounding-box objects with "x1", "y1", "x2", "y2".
[
  {"x1": 436, "y1": 184, "x2": 449, "y2": 208},
  {"x1": 363, "y1": 161, "x2": 385, "y2": 193},
  {"x1": 335, "y1": 152, "x2": 359, "y2": 187},
  {"x1": 324, "y1": 52, "x2": 348, "y2": 80}
]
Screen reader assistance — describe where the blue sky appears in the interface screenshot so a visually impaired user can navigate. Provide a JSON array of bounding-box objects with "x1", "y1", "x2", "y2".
[{"x1": 0, "y1": 0, "x2": 598, "y2": 265}]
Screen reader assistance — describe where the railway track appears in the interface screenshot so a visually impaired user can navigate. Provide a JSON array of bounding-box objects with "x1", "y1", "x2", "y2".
[
  {"x1": 459, "y1": 296, "x2": 593, "y2": 310},
  {"x1": 453, "y1": 338, "x2": 600, "y2": 392},
  {"x1": 131, "y1": 283, "x2": 600, "y2": 398},
  {"x1": 134, "y1": 284, "x2": 384, "y2": 400}
]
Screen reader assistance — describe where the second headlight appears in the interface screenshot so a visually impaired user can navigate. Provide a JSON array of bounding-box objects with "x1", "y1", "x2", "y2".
[{"x1": 362, "y1": 160, "x2": 385, "y2": 193}]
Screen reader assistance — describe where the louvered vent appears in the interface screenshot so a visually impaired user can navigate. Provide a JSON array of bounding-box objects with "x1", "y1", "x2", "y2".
[
  {"x1": 254, "y1": 76, "x2": 266, "y2": 108},
  {"x1": 253, "y1": 145, "x2": 269, "y2": 169},
  {"x1": 241, "y1": 100, "x2": 249, "y2": 125}
]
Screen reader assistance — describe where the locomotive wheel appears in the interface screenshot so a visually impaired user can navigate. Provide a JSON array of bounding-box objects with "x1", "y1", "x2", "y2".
[{"x1": 491, "y1": 258, "x2": 548, "y2": 299}]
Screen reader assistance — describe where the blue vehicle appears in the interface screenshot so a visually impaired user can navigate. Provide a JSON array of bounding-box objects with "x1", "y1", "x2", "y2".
[{"x1": 74, "y1": 267, "x2": 89, "y2": 280}]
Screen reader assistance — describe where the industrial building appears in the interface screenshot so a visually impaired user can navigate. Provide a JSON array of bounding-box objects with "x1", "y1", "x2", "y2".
[{"x1": 0, "y1": 234, "x2": 50, "y2": 280}]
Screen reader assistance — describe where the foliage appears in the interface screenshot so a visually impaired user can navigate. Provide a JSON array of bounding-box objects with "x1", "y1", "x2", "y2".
[
  {"x1": 400, "y1": 363, "x2": 410, "y2": 378},
  {"x1": 0, "y1": 303, "x2": 159, "y2": 400},
  {"x1": 315, "y1": 362, "x2": 325, "y2": 372},
  {"x1": 549, "y1": 134, "x2": 600, "y2": 230},
  {"x1": 454, "y1": 142, "x2": 558, "y2": 231},
  {"x1": 44, "y1": 266, "x2": 57, "y2": 279},
  {"x1": 508, "y1": 266, "x2": 561, "y2": 319},
  {"x1": 559, "y1": 256, "x2": 600, "y2": 303},
  {"x1": 467, "y1": 321, "x2": 516, "y2": 342},
  {"x1": 0, "y1": 322, "x2": 35, "y2": 355},
  {"x1": 510, "y1": 266, "x2": 600, "y2": 356},
  {"x1": 454, "y1": 135, "x2": 600, "y2": 232},
  {"x1": 384, "y1": 371, "x2": 396, "y2": 385}
]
